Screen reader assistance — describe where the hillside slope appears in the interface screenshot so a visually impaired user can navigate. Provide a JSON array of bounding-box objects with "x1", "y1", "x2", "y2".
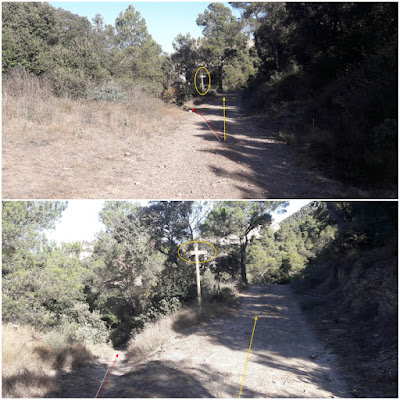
[{"x1": 294, "y1": 241, "x2": 398, "y2": 398}]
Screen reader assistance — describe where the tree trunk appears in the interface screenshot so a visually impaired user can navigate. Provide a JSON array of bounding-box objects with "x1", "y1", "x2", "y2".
[
  {"x1": 274, "y1": 44, "x2": 280, "y2": 71},
  {"x1": 240, "y1": 242, "x2": 248, "y2": 284},
  {"x1": 326, "y1": 202, "x2": 347, "y2": 230},
  {"x1": 254, "y1": 33, "x2": 269, "y2": 70},
  {"x1": 218, "y1": 64, "x2": 223, "y2": 92}
]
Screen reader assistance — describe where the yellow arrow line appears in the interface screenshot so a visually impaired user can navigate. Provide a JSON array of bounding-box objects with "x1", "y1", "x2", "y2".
[
  {"x1": 239, "y1": 316, "x2": 258, "y2": 398},
  {"x1": 223, "y1": 97, "x2": 226, "y2": 141}
]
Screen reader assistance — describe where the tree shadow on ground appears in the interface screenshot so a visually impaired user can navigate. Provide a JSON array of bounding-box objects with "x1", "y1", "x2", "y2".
[
  {"x1": 190, "y1": 93, "x2": 366, "y2": 198},
  {"x1": 44, "y1": 360, "x2": 107, "y2": 398},
  {"x1": 3, "y1": 371, "x2": 58, "y2": 398},
  {"x1": 43, "y1": 359, "x2": 263, "y2": 398},
  {"x1": 106, "y1": 360, "x2": 262, "y2": 398},
  {"x1": 172, "y1": 285, "x2": 350, "y2": 398},
  {"x1": 33, "y1": 285, "x2": 350, "y2": 398},
  {"x1": 3, "y1": 342, "x2": 98, "y2": 398}
]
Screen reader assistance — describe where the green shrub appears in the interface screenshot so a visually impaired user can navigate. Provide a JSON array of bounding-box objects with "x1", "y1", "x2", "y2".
[
  {"x1": 212, "y1": 285, "x2": 236, "y2": 305},
  {"x1": 200, "y1": 269, "x2": 219, "y2": 298},
  {"x1": 214, "y1": 249, "x2": 241, "y2": 279},
  {"x1": 44, "y1": 67, "x2": 87, "y2": 98},
  {"x1": 49, "y1": 303, "x2": 109, "y2": 345},
  {"x1": 175, "y1": 84, "x2": 194, "y2": 105},
  {"x1": 87, "y1": 86, "x2": 126, "y2": 103},
  {"x1": 44, "y1": 323, "x2": 75, "y2": 352},
  {"x1": 66, "y1": 302, "x2": 109, "y2": 344},
  {"x1": 110, "y1": 319, "x2": 137, "y2": 347},
  {"x1": 145, "y1": 296, "x2": 182, "y2": 321}
]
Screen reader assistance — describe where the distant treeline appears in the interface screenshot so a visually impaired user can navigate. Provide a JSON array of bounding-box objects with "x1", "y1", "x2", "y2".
[
  {"x1": 2, "y1": 2, "x2": 257, "y2": 101},
  {"x1": 3, "y1": 3, "x2": 165, "y2": 97}
]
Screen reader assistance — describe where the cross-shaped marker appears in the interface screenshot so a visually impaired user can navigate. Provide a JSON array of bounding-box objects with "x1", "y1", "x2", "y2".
[
  {"x1": 190, "y1": 242, "x2": 208, "y2": 307},
  {"x1": 199, "y1": 73, "x2": 206, "y2": 93}
]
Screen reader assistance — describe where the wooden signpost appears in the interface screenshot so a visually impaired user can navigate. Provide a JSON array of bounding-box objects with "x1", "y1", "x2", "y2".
[
  {"x1": 190, "y1": 242, "x2": 208, "y2": 308},
  {"x1": 199, "y1": 72, "x2": 206, "y2": 94}
]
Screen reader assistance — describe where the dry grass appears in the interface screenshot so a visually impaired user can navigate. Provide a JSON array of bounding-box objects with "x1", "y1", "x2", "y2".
[
  {"x1": 2, "y1": 70, "x2": 184, "y2": 198},
  {"x1": 2, "y1": 324, "x2": 58, "y2": 397},
  {"x1": 2, "y1": 323, "x2": 114, "y2": 397},
  {"x1": 126, "y1": 299, "x2": 235, "y2": 363},
  {"x1": 3, "y1": 70, "x2": 180, "y2": 141}
]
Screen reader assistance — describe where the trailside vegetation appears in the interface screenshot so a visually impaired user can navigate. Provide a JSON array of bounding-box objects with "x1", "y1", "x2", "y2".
[
  {"x1": 2, "y1": 2, "x2": 258, "y2": 103},
  {"x1": 291, "y1": 202, "x2": 398, "y2": 397},
  {"x1": 233, "y1": 2, "x2": 397, "y2": 190}
]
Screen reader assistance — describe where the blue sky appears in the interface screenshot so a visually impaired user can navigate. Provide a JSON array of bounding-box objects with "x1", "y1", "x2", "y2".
[
  {"x1": 46, "y1": 200, "x2": 311, "y2": 244},
  {"x1": 49, "y1": 2, "x2": 240, "y2": 54}
]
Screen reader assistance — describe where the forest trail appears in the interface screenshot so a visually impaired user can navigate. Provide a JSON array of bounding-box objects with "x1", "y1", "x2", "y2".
[
  {"x1": 104, "y1": 92, "x2": 364, "y2": 199},
  {"x1": 51, "y1": 285, "x2": 350, "y2": 398},
  {"x1": 4, "y1": 92, "x2": 366, "y2": 199}
]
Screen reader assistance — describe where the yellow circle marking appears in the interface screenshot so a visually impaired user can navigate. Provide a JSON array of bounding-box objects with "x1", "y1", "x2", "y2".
[
  {"x1": 178, "y1": 240, "x2": 217, "y2": 264},
  {"x1": 194, "y1": 67, "x2": 211, "y2": 96}
]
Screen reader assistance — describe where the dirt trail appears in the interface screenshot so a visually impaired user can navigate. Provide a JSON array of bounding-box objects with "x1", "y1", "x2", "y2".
[
  {"x1": 111, "y1": 92, "x2": 364, "y2": 198},
  {"x1": 52, "y1": 285, "x2": 350, "y2": 398},
  {"x1": 4, "y1": 92, "x2": 367, "y2": 199}
]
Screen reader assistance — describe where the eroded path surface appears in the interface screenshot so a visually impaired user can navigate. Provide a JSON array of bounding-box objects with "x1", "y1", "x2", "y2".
[
  {"x1": 4, "y1": 92, "x2": 367, "y2": 199},
  {"x1": 116, "y1": 92, "x2": 365, "y2": 199},
  {"x1": 53, "y1": 285, "x2": 349, "y2": 398},
  {"x1": 107, "y1": 93, "x2": 364, "y2": 198}
]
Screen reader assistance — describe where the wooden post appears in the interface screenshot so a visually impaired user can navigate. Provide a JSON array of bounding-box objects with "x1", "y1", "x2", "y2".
[
  {"x1": 190, "y1": 242, "x2": 207, "y2": 308},
  {"x1": 199, "y1": 73, "x2": 206, "y2": 93}
]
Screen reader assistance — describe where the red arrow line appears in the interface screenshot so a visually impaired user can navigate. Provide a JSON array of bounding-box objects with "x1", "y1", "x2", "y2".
[
  {"x1": 97, "y1": 354, "x2": 118, "y2": 398},
  {"x1": 191, "y1": 108, "x2": 223, "y2": 141}
]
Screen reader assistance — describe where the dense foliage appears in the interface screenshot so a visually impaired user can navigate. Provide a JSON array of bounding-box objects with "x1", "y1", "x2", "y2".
[
  {"x1": 290, "y1": 201, "x2": 398, "y2": 397},
  {"x1": 234, "y1": 2, "x2": 397, "y2": 188},
  {"x1": 246, "y1": 202, "x2": 336, "y2": 283},
  {"x1": 2, "y1": 200, "x2": 281, "y2": 344},
  {"x1": 202, "y1": 201, "x2": 287, "y2": 283},
  {"x1": 2, "y1": 3, "x2": 164, "y2": 97},
  {"x1": 2, "y1": 2, "x2": 257, "y2": 103}
]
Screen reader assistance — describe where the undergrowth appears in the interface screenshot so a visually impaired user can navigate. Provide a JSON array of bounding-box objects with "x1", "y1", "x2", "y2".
[
  {"x1": 126, "y1": 285, "x2": 238, "y2": 363},
  {"x1": 2, "y1": 323, "x2": 114, "y2": 398},
  {"x1": 3, "y1": 68, "x2": 181, "y2": 145},
  {"x1": 243, "y1": 43, "x2": 397, "y2": 193}
]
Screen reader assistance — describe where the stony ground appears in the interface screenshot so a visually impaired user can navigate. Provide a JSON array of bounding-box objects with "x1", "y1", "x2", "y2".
[{"x1": 50, "y1": 285, "x2": 350, "y2": 398}]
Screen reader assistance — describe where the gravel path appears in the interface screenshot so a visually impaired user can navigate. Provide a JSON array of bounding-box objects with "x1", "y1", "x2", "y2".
[{"x1": 52, "y1": 285, "x2": 349, "y2": 398}]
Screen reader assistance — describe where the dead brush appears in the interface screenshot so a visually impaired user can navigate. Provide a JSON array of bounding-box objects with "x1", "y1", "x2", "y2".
[
  {"x1": 53, "y1": 342, "x2": 93, "y2": 371},
  {"x1": 3, "y1": 71, "x2": 182, "y2": 144},
  {"x1": 126, "y1": 300, "x2": 235, "y2": 364},
  {"x1": 2, "y1": 323, "x2": 113, "y2": 397},
  {"x1": 3, "y1": 67, "x2": 52, "y2": 100},
  {"x1": 2, "y1": 70, "x2": 186, "y2": 198},
  {"x1": 2, "y1": 324, "x2": 58, "y2": 398}
]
